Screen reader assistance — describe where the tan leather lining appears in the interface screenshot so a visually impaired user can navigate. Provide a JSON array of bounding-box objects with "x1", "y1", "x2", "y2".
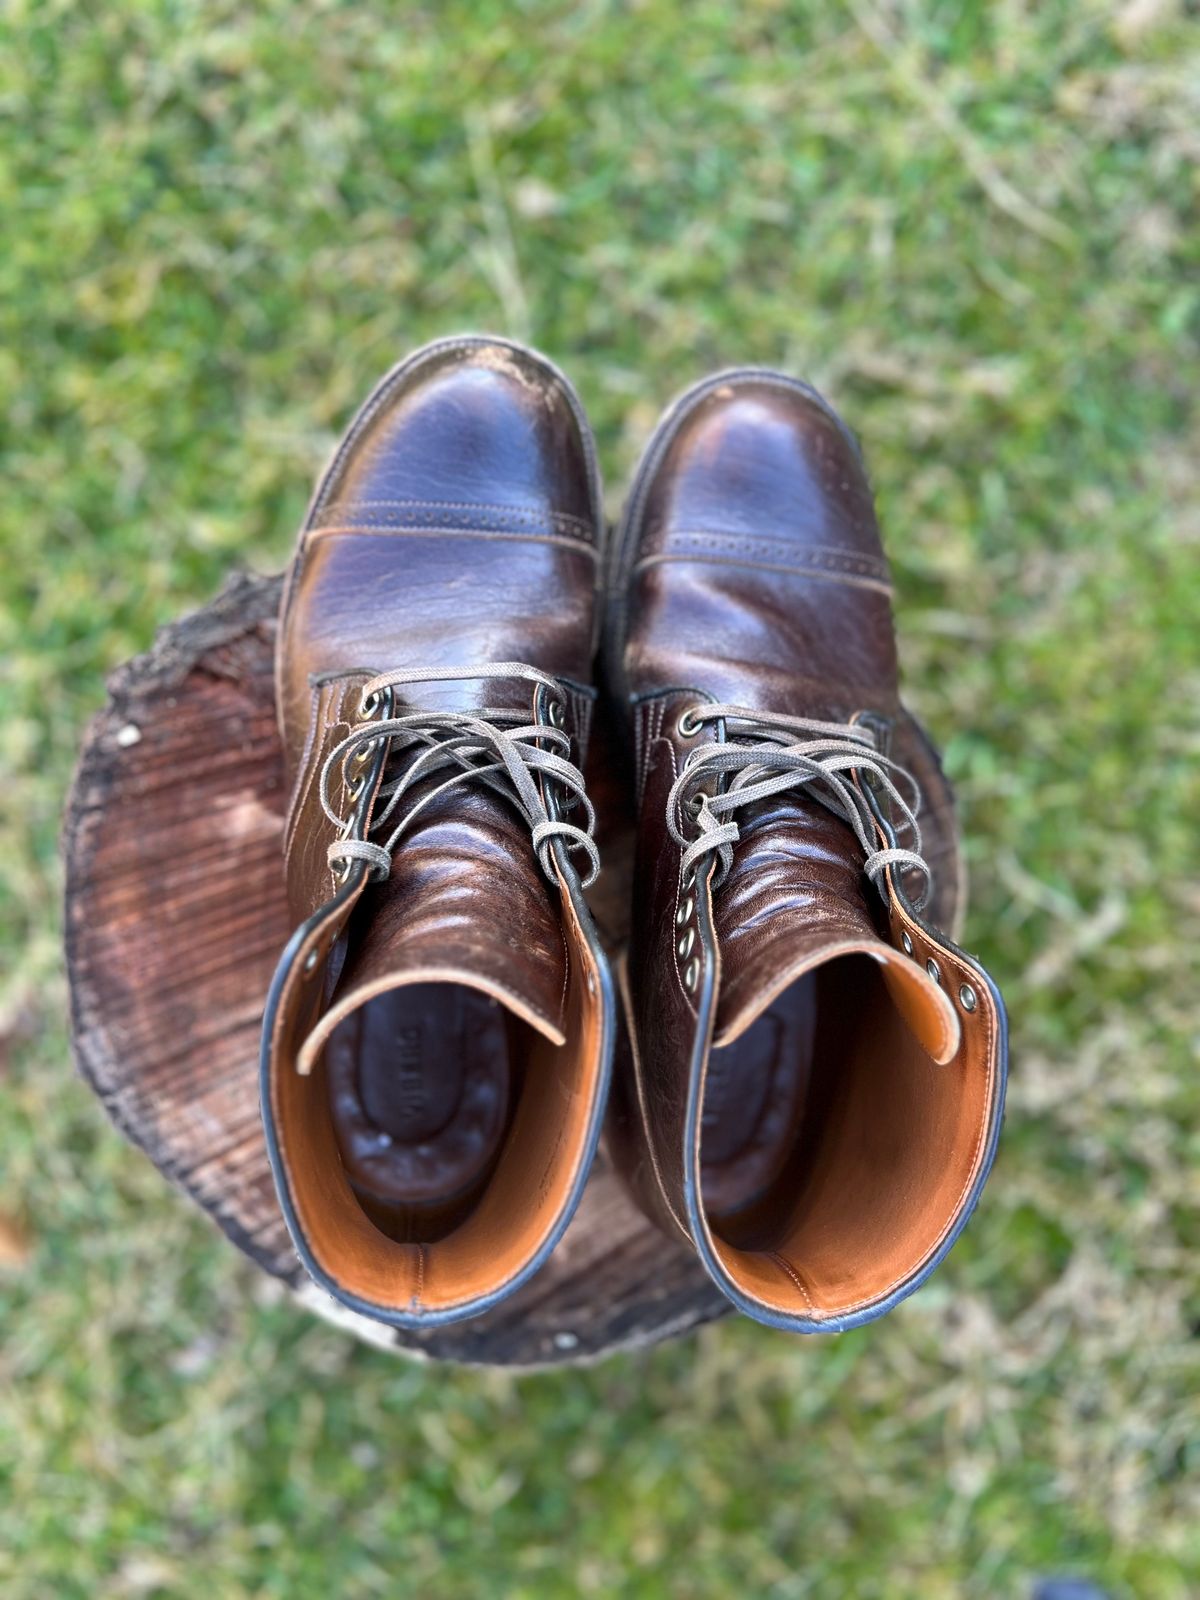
[
  {"x1": 702, "y1": 924, "x2": 996, "y2": 1320},
  {"x1": 269, "y1": 863, "x2": 603, "y2": 1315}
]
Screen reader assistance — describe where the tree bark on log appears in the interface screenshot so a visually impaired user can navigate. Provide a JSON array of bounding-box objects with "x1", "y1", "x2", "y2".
[{"x1": 64, "y1": 572, "x2": 728, "y2": 1367}]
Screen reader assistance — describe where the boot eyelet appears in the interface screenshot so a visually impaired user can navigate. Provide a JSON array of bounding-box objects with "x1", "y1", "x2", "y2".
[
  {"x1": 346, "y1": 773, "x2": 366, "y2": 803},
  {"x1": 676, "y1": 896, "x2": 694, "y2": 927},
  {"x1": 548, "y1": 699, "x2": 565, "y2": 728},
  {"x1": 358, "y1": 689, "x2": 381, "y2": 719},
  {"x1": 302, "y1": 947, "x2": 321, "y2": 976},
  {"x1": 351, "y1": 739, "x2": 377, "y2": 768},
  {"x1": 676, "y1": 706, "x2": 703, "y2": 739},
  {"x1": 683, "y1": 956, "x2": 700, "y2": 993},
  {"x1": 681, "y1": 866, "x2": 696, "y2": 891},
  {"x1": 678, "y1": 927, "x2": 696, "y2": 959},
  {"x1": 959, "y1": 983, "x2": 977, "y2": 1013},
  {"x1": 901, "y1": 931, "x2": 914, "y2": 956},
  {"x1": 926, "y1": 957, "x2": 941, "y2": 984}
]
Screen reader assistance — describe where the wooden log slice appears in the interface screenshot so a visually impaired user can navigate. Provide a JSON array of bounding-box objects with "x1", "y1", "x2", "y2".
[{"x1": 63, "y1": 571, "x2": 727, "y2": 1368}]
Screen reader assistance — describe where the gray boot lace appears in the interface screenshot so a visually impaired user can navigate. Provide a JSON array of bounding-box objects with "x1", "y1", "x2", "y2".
[
  {"x1": 317, "y1": 663, "x2": 600, "y2": 889},
  {"x1": 666, "y1": 703, "x2": 932, "y2": 909}
]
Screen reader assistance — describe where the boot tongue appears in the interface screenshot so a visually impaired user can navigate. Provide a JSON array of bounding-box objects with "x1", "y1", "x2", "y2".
[
  {"x1": 302, "y1": 787, "x2": 568, "y2": 1076},
  {"x1": 712, "y1": 794, "x2": 958, "y2": 1063},
  {"x1": 336, "y1": 667, "x2": 578, "y2": 1035}
]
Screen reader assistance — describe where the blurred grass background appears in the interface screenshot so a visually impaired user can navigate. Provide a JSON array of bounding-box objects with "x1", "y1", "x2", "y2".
[{"x1": 1, "y1": 1, "x2": 1198, "y2": 1596}]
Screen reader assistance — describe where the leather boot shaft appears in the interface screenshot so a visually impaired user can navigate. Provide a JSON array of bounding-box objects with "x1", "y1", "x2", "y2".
[
  {"x1": 607, "y1": 369, "x2": 1007, "y2": 1332},
  {"x1": 261, "y1": 337, "x2": 614, "y2": 1329}
]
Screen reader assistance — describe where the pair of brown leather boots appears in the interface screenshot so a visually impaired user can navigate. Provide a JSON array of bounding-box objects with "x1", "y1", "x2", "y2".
[{"x1": 260, "y1": 335, "x2": 1006, "y2": 1335}]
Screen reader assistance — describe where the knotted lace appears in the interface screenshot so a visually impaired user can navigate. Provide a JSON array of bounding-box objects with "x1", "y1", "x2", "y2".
[
  {"x1": 317, "y1": 663, "x2": 599, "y2": 889},
  {"x1": 666, "y1": 703, "x2": 932, "y2": 909}
]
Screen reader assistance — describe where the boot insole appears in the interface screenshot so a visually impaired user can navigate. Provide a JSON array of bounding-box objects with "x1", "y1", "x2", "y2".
[
  {"x1": 700, "y1": 972, "x2": 817, "y2": 1225},
  {"x1": 327, "y1": 983, "x2": 512, "y2": 1241}
]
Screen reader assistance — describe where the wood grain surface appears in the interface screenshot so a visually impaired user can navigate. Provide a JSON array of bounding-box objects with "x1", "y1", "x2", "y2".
[{"x1": 63, "y1": 572, "x2": 728, "y2": 1367}]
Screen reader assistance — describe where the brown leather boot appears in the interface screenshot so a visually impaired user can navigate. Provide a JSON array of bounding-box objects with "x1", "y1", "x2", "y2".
[
  {"x1": 606, "y1": 369, "x2": 1007, "y2": 1332},
  {"x1": 261, "y1": 336, "x2": 614, "y2": 1328}
]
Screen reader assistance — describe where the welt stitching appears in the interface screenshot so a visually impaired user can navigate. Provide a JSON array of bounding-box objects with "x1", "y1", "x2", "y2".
[
  {"x1": 283, "y1": 683, "x2": 351, "y2": 883},
  {"x1": 662, "y1": 531, "x2": 890, "y2": 577},
  {"x1": 634, "y1": 700, "x2": 658, "y2": 811},
  {"x1": 632, "y1": 705, "x2": 645, "y2": 808},
  {"x1": 318, "y1": 497, "x2": 594, "y2": 535},
  {"x1": 632, "y1": 552, "x2": 893, "y2": 591},
  {"x1": 413, "y1": 1243, "x2": 426, "y2": 1305},
  {"x1": 647, "y1": 698, "x2": 666, "y2": 801},
  {"x1": 314, "y1": 518, "x2": 595, "y2": 545},
  {"x1": 637, "y1": 703, "x2": 652, "y2": 807},
  {"x1": 636, "y1": 700, "x2": 655, "y2": 808},
  {"x1": 767, "y1": 1250, "x2": 816, "y2": 1310},
  {"x1": 306, "y1": 526, "x2": 599, "y2": 557},
  {"x1": 557, "y1": 917, "x2": 571, "y2": 1024},
  {"x1": 282, "y1": 682, "x2": 327, "y2": 863},
  {"x1": 314, "y1": 511, "x2": 595, "y2": 545}
]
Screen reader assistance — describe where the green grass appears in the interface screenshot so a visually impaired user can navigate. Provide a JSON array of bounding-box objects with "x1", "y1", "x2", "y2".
[{"x1": 2, "y1": 1, "x2": 1198, "y2": 1595}]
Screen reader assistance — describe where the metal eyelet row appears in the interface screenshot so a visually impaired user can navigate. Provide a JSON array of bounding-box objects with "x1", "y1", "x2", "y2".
[
  {"x1": 333, "y1": 688, "x2": 387, "y2": 886},
  {"x1": 675, "y1": 699, "x2": 706, "y2": 991},
  {"x1": 331, "y1": 844, "x2": 354, "y2": 886},
  {"x1": 900, "y1": 926, "x2": 977, "y2": 1014},
  {"x1": 332, "y1": 771, "x2": 366, "y2": 885},
  {"x1": 677, "y1": 864, "x2": 700, "y2": 993}
]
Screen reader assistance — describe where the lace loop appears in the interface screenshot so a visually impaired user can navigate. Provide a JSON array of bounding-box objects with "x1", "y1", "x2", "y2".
[
  {"x1": 317, "y1": 663, "x2": 600, "y2": 890},
  {"x1": 666, "y1": 703, "x2": 932, "y2": 909}
]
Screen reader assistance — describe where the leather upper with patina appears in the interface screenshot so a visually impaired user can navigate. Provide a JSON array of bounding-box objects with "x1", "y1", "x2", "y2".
[
  {"x1": 260, "y1": 337, "x2": 614, "y2": 1329},
  {"x1": 607, "y1": 370, "x2": 1007, "y2": 1332}
]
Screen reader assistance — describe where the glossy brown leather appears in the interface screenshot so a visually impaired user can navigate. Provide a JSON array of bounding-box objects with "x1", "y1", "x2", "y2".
[
  {"x1": 607, "y1": 370, "x2": 1007, "y2": 1332},
  {"x1": 261, "y1": 336, "x2": 614, "y2": 1328}
]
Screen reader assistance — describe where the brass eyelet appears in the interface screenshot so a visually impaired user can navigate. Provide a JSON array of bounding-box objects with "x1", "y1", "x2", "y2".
[{"x1": 676, "y1": 706, "x2": 703, "y2": 739}]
